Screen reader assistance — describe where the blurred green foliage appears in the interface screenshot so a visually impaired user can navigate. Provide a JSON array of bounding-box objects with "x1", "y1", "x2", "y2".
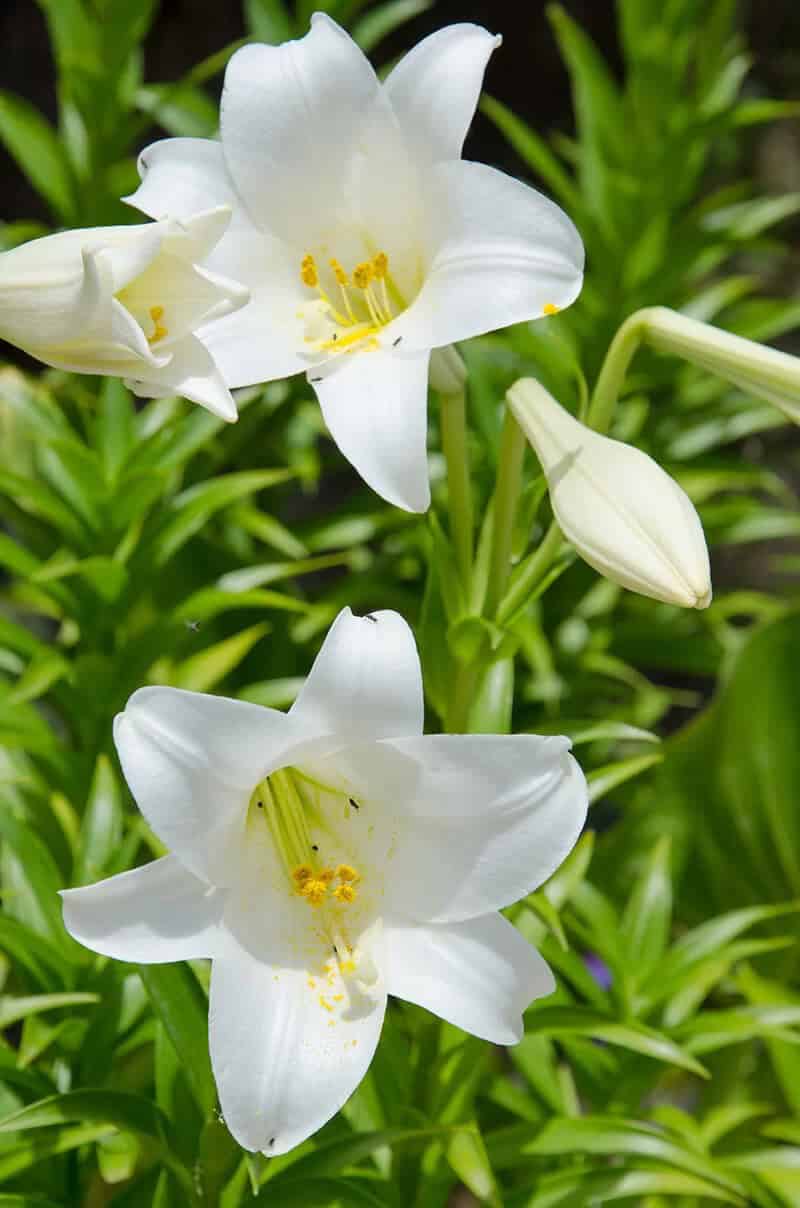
[{"x1": 1, "y1": 0, "x2": 800, "y2": 1204}]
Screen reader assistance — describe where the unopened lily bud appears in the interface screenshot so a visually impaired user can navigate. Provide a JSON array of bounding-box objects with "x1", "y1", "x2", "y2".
[
  {"x1": 507, "y1": 378, "x2": 712, "y2": 609},
  {"x1": 0, "y1": 208, "x2": 249, "y2": 420}
]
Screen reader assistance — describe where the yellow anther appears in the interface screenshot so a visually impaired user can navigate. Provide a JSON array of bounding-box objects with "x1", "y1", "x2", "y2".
[
  {"x1": 318, "y1": 867, "x2": 335, "y2": 885},
  {"x1": 335, "y1": 864, "x2": 359, "y2": 883},
  {"x1": 301, "y1": 258, "x2": 319, "y2": 288},
  {"x1": 330, "y1": 258, "x2": 349, "y2": 285},
  {"x1": 300, "y1": 878, "x2": 328, "y2": 906},
  {"x1": 292, "y1": 864, "x2": 313, "y2": 886},
  {"x1": 353, "y1": 261, "x2": 374, "y2": 289},
  {"x1": 333, "y1": 883, "x2": 357, "y2": 904},
  {"x1": 148, "y1": 305, "x2": 168, "y2": 344},
  {"x1": 319, "y1": 995, "x2": 333, "y2": 1012},
  {"x1": 372, "y1": 252, "x2": 389, "y2": 279},
  {"x1": 333, "y1": 994, "x2": 344, "y2": 1002},
  {"x1": 543, "y1": 302, "x2": 560, "y2": 316}
]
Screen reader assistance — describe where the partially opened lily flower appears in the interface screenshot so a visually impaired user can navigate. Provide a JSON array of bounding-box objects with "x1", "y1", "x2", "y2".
[
  {"x1": 126, "y1": 15, "x2": 585, "y2": 511},
  {"x1": 0, "y1": 207, "x2": 248, "y2": 419},
  {"x1": 62, "y1": 609, "x2": 587, "y2": 1155}
]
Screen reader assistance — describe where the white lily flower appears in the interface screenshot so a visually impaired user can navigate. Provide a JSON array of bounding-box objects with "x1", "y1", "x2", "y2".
[
  {"x1": 508, "y1": 379, "x2": 712, "y2": 609},
  {"x1": 62, "y1": 608, "x2": 587, "y2": 1155},
  {"x1": 125, "y1": 16, "x2": 584, "y2": 511},
  {"x1": 0, "y1": 208, "x2": 249, "y2": 419}
]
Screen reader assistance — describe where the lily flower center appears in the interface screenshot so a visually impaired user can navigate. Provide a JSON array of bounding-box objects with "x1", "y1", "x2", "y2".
[
  {"x1": 299, "y1": 251, "x2": 399, "y2": 356},
  {"x1": 251, "y1": 767, "x2": 363, "y2": 912}
]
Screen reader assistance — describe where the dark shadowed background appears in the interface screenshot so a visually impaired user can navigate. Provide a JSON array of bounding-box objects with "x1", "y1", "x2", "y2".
[{"x1": 1, "y1": 0, "x2": 799, "y2": 224}]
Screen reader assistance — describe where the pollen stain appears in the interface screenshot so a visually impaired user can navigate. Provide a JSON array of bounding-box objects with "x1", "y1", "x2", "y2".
[{"x1": 543, "y1": 302, "x2": 560, "y2": 316}]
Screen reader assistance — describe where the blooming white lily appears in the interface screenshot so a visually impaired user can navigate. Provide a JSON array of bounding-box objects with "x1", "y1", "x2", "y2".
[
  {"x1": 62, "y1": 608, "x2": 587, "y2": 1155},
  {"x1": 508, "y1": 378, "x2": 712, "y2": 608},
  {"x1": 0, "y1": 208, "x2": 248, "y2": 419},
  {"x1": 126, "y1": 16, "x2": 585, "y2": 511}
]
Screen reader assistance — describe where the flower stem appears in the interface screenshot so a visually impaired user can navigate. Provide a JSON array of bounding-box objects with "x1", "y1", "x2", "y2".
[
  {"x1": 587, "y1": 310, "x2": 647, "y2": 434},
  {"x1": 496, "y1": 519, "x2": 563, "y2": 625},
  {"x1": 439, "y1": 384, "x2": 474, "y2": 590},
  {"x1": 483, "y1": 406, "x2": 527, "y2": 619}
]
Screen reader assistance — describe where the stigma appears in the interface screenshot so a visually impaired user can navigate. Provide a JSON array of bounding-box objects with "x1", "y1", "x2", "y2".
[{"x1": 299, "y1": 251, "x2": 395, "y2": 356}]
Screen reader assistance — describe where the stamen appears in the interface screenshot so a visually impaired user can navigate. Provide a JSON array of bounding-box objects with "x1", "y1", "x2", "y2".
[
  {"x1": 300, "y1": 878, "x2": 329, "y2": 907},
  {"x1": 292, "y1": 864, "x2": 313, "y2": 886},
  {"x1": 335, "y1": 864, "x2": 359, "y2": 883},
  {"x1": 300, "y1": 255, "x2": 319, "y2": 288},
  {"x1": 333, "y1": 883, "x2": 357, "y2": 904},
  {"x1": 148, "y1": 305, "x2": 168, "y2": 344}
]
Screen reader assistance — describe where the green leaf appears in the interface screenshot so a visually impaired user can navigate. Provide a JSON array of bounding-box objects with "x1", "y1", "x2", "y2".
[
  {"x1": 352, "y1": 0, "x2": 432, "y2": 53},
  {"x1": 170, "y1": 622, "x2": 270, "y2": 692},
  {"x1": 151, "y1": 469, "x2": 293, "y2": 564},
  {"x1": 620, "y1": 837, "x2": 672, "y2": 977},
  {"x1": 138, "y1": 964, "x2": 216, "y2": 1118},
  {"x1": 0, "y1": 1090, "x2": 168, "y2": 1140},
  {"x1": 74, "y1": 755, "x2": 124, "y2": 885},
  {"x1": 0, "y1": 992, "x2": 98, "y2": 1029},
  {"x1": 0, "y1": 91, "x2": 75, "y2": 220},
  {"x1": 527, "y1": 1005, "x2": 709, "y2": 1077}
]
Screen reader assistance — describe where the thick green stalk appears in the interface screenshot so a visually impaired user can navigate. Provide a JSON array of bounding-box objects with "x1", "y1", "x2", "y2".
[
  {"x1": 483, "y1": 406, "x2": 527, "y2": 619},
  {"x1": 439, "y1": 385, "x2": 474, "y2": 590},
  {"x1": 586, "y1": 310, "x2": 647, "y2": 434},
  {"x1": 497, "y1": 520, "x2": 563, "y2": 625}
]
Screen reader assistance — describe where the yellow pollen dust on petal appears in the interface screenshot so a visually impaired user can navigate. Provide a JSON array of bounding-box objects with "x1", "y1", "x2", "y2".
[
  {"x1": 543, "y1": 302, "x2": 560, "y2": 316},
  {"x1": 148, "y1": 305, "x2": 168, "y2": 344}
]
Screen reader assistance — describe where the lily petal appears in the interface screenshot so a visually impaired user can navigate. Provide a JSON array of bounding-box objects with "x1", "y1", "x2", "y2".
[
  {"x1": 61, "y1": 855, "x2": 225, "y2": 962},
  {"x1": 125, "y1": 333, "x2": 238, "y2": 421},
  {"x1": 127, "y1": 138, "x2": 238, "y2": 225},
  {"x1": 290, "y1": 607, "x2": 424, "y2": 741},
  {"x1": 312, "y1": 347, "x2": 431, "y2": 512},
  {"x1": 384, "y1": 24, "x2": 501, "y2": 165},
  {"x1": 210, "y1": 934, "x2": 386, "y2": 1154},
  {"x1": 220, "y1": 14, "x2": 379, "y2": 247},
  {"x1": 113, "y1": 687, "x2": 305, "y2": 885},
  {"x1": 385, "y1": 913, "x2": 553, "y2": 1043},
  {"x1": 391, "y1": 160, "x2": 584, "y2": 351},
  {"x1": 333, "y1": 734, "x2": 587, "y2": 923}
]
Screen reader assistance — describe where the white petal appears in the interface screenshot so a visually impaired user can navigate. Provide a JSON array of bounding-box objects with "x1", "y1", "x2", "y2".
[
  {"x1": 60, "y1": 855, "x2": 225, "y2": 962},
  {"x1": 384, "y1": 24, "x2": 501, "y2": 164},
  {"x1": 199, "y1": 268, "x2": 310, "y2": 388},
  {"x1": 333, "y1": 734, "x2": 587, "y2": 923},
  {"x1": 290, "y1": 607, "x2": 424, "y2": 741},
  {"x1": 113, "y1": 687, "x2": 305, "y2": 884},
  {"x1": 391, "y1": 161, "x2": 584, "y2": 351},
  {"x1": 219, "y1": 14, "x2": 379, "y2": 247},
  {"x1": 312, "y1": 348, "x2": 431, "y2": 512},
  {"x1": 0, "y1": 239, "x2": 111, "y2": 352},
  {"x1": 127, "y1": 138, "x2": 239, "y2": 224},
  {"x1": 209, "y1": 934, "x2": 386, "y2": 1154},
  {"x1": 125, "y1": 333, "x2": 238, "y2": 420},
  {"x1": 385, "y1": 913, "x2": 553, "y2": 1043}
]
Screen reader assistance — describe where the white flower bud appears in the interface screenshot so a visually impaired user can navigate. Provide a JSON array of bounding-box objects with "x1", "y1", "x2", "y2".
[
  {"x1": 0, "y1": 208, "x2": 249, "y2": 419},
  {"x1": 507, "y1": 378, "x2": 712, "y2": 609}
]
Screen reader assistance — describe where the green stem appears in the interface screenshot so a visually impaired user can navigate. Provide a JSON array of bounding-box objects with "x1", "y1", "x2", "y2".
[
  {"x1": 445, "y1": 658, "x2": 480, "y2": 735},
  {"x1": 587, "y1": 310, "x2": 647, "y2": 434},
  {"x1": 483, "y1": 406, "x2": 527, "y2": 619},
  {"x1": 439, "y1": 385, "x2": 474, "y2": 590},
  {"x1": 497, "y1": 520, "x2": 563, "y2": 625}
]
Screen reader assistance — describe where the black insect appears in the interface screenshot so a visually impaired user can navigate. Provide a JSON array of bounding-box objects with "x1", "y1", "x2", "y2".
[
  {"x1": 392, "y1": 336, "x2": 403, "y2": 347},
  {"x1": 311, "y1": 844, "x2": 319, "y2": 852},
  {"x1": 348, "y1": 797, "x2": 360, "y2": 811},
  {"x1": 310, "y1": 376, "x2": 322, "y2": 382},
  {"x1": 364, "y1": 613, "x2": 377, "y2": 623}
]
